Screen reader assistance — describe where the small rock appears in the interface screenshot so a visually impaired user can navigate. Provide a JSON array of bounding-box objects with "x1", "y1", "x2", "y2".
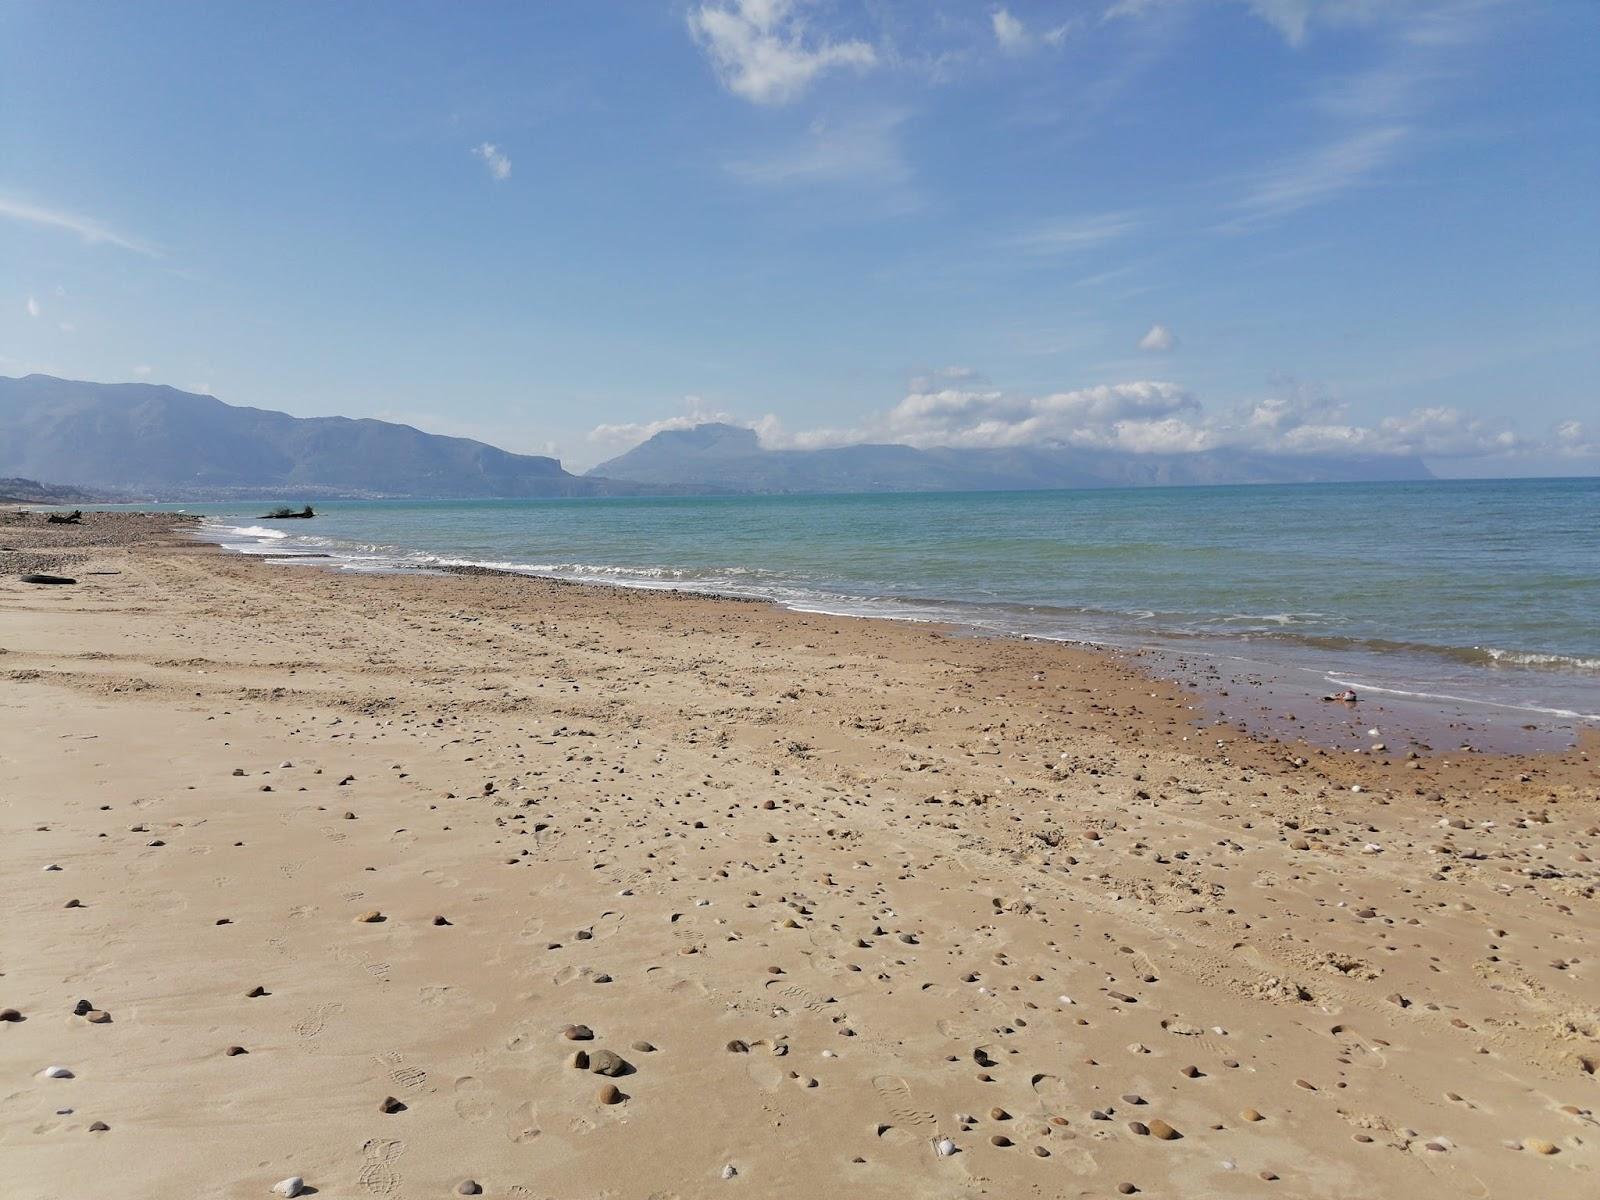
[
  {"x1": 272, "y1": 1178, "x2": 305, "y2": 1198},
  {"x1": 0, "y1": 1008, "x2": 21, "y2": 1022},
  {"x1": 1241, "y1": 1108, "x2": 1264, "y2": 1122},
  {"x1": 589, "y1": 1049, "x2": 626, "y2": 1077},
  {"x1": 40, "y1": 1065, "x2": 74, "y2": 1079},
  {"x1": 456, "y1": 1183, "x2": 482, "y2": 1197},
  {"x1": 379, "y1": 1095, "x2": 405, "y2": 1114},
  {"x1": 562, "y1": 1023, "x2": 594, "y2": 1041},
  {"x1": 355, "y1": 910, "x2": 384, "y2": 923},
  {"x1": 721, "y1": 1164, "x2": 738, "y2": 1180},
  {"x1": 1147, "y1": 1119, "x2": 1181, "y2": 1140},
  {"x1": 247, "y1": 986, "x2": 268, "y2": 998},
  {"x1": 226, "y1": 1046, "x2": 248, "y2": 1056},
  {"x1": 597, "y1": 1083, "x2": 623, "y2": 1105},
  {"x1": 1523, "y1": 1138, "x2": 1558, "y2": 1155},
  {"x1": 84, "y1": 1010, "x2": 110, "y2": 1024},
  {"x1": 88, "y1": 1120, "x2": 109, "y2": 1132},
  {"x1": 935, "y1": 1137, "x2": 957, "y2": 1157},
  {"x1": 569, "y1": 1050, "x2": 590, "y2": 1070},
  {"x1": 73, "y1": 999, "x2": 93, "y2": 1016}
]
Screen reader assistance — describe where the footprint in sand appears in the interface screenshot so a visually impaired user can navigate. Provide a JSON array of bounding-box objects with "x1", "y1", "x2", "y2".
[
  {"x1": 422, "y1": 868, "x2": 460, "y2": 889},
  {"x1": 872, "y1": 1075, "x2": 936, "y2": 1128},
  {"x1": 506, "y1": 1100, "x2": 542, "y2": 1144},
  {"x1": 454, "y1": 1076, "x2": 494, "y2": 1122},
  {"x1": 293, "y1": 1002, "x2": 343, "y2": 1039},
  {"x1": 357, "y1": 1137, "x2": 404, "y2": 1196},
  {"x1": 375, "y1": 1050, "x2": 428, "y2": 1092},
  {"x1": 763, "y1": 980, "x2": 836, "y2": 1013}
]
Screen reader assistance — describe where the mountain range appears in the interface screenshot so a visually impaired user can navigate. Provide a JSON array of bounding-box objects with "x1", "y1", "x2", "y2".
[
  {"x1": 587, "y1": 422, "x2": 1431, "y2": 492},
  {"x1": 1, "y1": 375, "x2": 1432, "y2": 499},
  {"x1": 0, "y1": 375, "x2": 628, "y2": 500}
]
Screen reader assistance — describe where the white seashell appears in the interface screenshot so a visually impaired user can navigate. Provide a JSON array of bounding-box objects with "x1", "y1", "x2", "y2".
[
  {"x1": 1058, "y1": 995, "x2": 1075, "y2": 1005},
  {"x1": 40, "y1": 1065, "x2": 74, "y2": 1079},
  {"x1": 936, "y1": 1138, "x2": 957, "y2": 1156},
  {"x1": 272, "y1": 1178, "x2": 305, "y2": 1198},
  {"x1": 720, "y1": 1164, "x2": 738, "y2": 1180}
]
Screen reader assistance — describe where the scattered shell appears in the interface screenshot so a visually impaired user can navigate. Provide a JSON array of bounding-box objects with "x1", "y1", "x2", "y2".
[
  {"x1": 40, "y1": 1066, "x2": 74, "y2": 1079},
  {"x1": 935, "y1": 1138, "x2": 957, "y2": 1157}
]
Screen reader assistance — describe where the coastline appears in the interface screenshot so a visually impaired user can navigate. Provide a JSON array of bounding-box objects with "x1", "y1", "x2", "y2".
[{"x1": 2, "y1": 511, "x2": 1596, "y2": 1198}]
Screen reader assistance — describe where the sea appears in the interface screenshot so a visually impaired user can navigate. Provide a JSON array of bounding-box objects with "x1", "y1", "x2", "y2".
[{"x1": 182, "y1": 477, "x2": 1599, "y2": 752}]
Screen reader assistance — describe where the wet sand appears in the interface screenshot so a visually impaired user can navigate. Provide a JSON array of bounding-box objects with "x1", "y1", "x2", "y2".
[{"x1": 2, "y1": 511, "x2": 1596, "y2": 1199}]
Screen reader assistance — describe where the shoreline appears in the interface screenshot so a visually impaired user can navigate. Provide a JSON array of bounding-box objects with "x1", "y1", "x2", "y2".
[
  {"x1": 3, "y1": 510, "x2": 1597, "y2": 1199},
  {"x1": 197, "y1": 513, "x2": 1599, "y2": 758}
]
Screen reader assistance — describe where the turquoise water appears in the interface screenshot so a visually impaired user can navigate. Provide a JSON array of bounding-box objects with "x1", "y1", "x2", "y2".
[{"x1": 187, "y1": 477, "x2": 1600, "y2": 729}]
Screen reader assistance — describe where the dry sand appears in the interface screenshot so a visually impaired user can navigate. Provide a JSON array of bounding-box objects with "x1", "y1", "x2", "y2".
[{"x1": 2, "y1": 511, "x2": 1596, "y2": 1199}]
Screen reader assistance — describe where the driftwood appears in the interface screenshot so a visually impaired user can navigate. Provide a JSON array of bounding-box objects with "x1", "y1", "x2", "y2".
[
  {"x1": 21, "y1": 573, "x2": 76, "y2": 585},
  {"x1": 45, "y1": 510, "x2": 83, "y2": 524},
  {"x1": 260, "y1": 505, "x2": 315, "y2": 519}
]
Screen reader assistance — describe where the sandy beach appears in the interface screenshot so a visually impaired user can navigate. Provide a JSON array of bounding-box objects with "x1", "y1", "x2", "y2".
[{"x1": 2, "y1": 511, "x2": 1596, "y2": 1199}]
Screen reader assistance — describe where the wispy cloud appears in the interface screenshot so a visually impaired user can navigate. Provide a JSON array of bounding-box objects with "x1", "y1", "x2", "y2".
[
  {"x1": 472, "y1": 142, "x2": 512, "y2": 181},
  {"x1": 1225, "y1": 125, "x2": 1407, "y2": 226},
  {"x1": 0, "y1": 194, "x2": 158, "y2": 256},
  {"x1": 1006, "y1": 211, "x2": 1143, "y2": 256},
  {"x1": 992, "y1": 6, "x2": 1074, "y2": 53},
  {"x1": 25, "y1": 294, "x2": 40, "y2": 318},
  {"x1": 729, "y1": 108, "x2": 912, "y2": 190},
  {"x1": 688, "y1": 0, "x2": 877, "y2": 105}
]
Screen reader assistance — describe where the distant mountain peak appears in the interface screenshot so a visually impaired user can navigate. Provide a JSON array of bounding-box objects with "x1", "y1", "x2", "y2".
[{"x1": 588, "y1": 421, "x2": 1433, "y2": 493}]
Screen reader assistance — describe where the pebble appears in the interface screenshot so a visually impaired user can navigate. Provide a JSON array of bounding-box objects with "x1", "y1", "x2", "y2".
[
  {"x1": 1241, "y1": 1108, "x2": 1264, "y2": 1122},
  {"x1": 1147, "y1": 1118, "x2": 1180, "y2": 1140},
  {"x1": 355, "y1": 910, "x2": 384, "y2": 923},
  {"x1": 589, "y1": 1049, "x2": 626, "y2": 1077},
  {"x1": 456, "y1": 1183, "x2": 482, "y2": 1197},
  {"x1": 379, "y1": 1095, "x2": 406, "y2": 1113},
  {"x1": 597, "y1": 1083, "x2": 623, "y2": 1105},
  {"x1": 88, "y1": 1120, "x2": 109, "y2": 1132},
  {"x1": 563, "y1": 1024, "x2": 594, "y2": 1041},
  {"x1": 0, "y1": 1008, "x2": 21, "y2": 1021},
  {"x1": 721, "y1": 1164, "x2": 738, "y2": 1180},
  {"x1": 40, "y1": 1066, "x2": 74, "y2": 1079},
  {"x1": 84, "y1": 1009, "x2": 111, "y2": 1023},
  {"x1": 935, "y1": 1137, "x2": 957, "y2": 1157},
  {"x1": 226, "y1": 1045, "x2": 248, "y2": 1056},
  {"x1": 1523, "y1": 1138, "x2": 1558, "y2": 1155},
  {"x1": 272, "y1": 1178, "x2": 305, "y2": 1198}
]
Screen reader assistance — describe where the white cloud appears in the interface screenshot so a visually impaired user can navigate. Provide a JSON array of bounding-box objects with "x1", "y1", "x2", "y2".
[
  {"x1": 132, "y1": 364, "x2": 152, "y2": 377},
  {"x1": 728, "y1": 108, "x2": 913, "y2": 197},
  {"x1": 0, "y1": 194, "x2": 158, "y2": 255},
  {"x1": 25, "y1": 294, "x2": 40, "y2": 318},
  {"x1": 992, "y1": 8, "x2": 1030, "y2": 52},
  {"x1": 597, "y1": 371, "x2": 1579, "y2": 465},
  {"x1": 1138, "y1": 322, "x2": 1176, "y2": 352},
  {"x1": 587, "y1": 397, "x2": 742, "y2": 454},
  {"x1": 1007, "y1": 211, "x2": 1143, "y2": 256},
  {"x1": 1104, "y1": 0, "x2": 1400, "y2": 46},
  {"x1": 688, "y1": 0, "x2": 877, "y2": 105},
  {"x1": 1226, "y1": 125, "x2": 1407, "y2": 225},
  {"x1": 472, "y1": 142, "x2": 512, "y2": 181},
  {"x1": 57, "y1": 321, "x2": 74, "y2": 333},
  {"x1": 992, "y1": 7, "x2": 1072, "y2": 53}
]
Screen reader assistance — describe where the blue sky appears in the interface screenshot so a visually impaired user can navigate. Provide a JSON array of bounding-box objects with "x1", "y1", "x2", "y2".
[{"x1": 2, "y1": 0, "x2": 1595, "y2": 473}]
